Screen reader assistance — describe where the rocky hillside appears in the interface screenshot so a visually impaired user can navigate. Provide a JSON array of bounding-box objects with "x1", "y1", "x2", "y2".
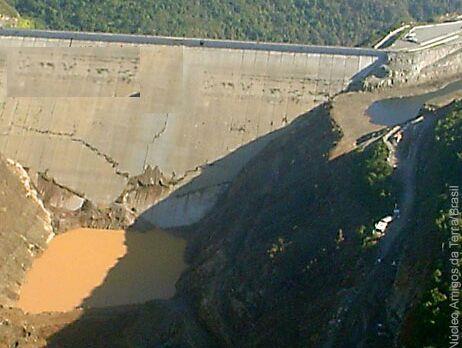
[
  {"x1": 0, "y1": 154, "x2": 56, "y2": 347},
  {"x1": 398, "y1": 102, "x2": 462, "y2": 347},
  {"x1": 0, "y1": 0, "x2": 38, "y2": 28},
  {"x1": 0, "y1": 155, "x2": 53, "y2": 307},
  {"x1": 40, "y1": 99, "x2": 461, "y2": 347},
  {"x1": 173, "y1": 101, "x2": 460, "y2": 347}
]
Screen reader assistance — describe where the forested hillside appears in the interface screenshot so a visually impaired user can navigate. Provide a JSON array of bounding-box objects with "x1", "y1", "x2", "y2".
[
  {"x1": 7, "y1": 0, "x2": 461, "y2": 45},
  {"x1": 403, "y1": 103, "x2": 462, "y2": 347},
  {"x1": 0, "y1": 0, "x2": 18, "y2": 18}
]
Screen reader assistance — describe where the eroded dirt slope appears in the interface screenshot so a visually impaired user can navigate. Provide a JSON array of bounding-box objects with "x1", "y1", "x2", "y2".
[{"x1": 0, "y1": 155, "x2": 53, "y2": 306}]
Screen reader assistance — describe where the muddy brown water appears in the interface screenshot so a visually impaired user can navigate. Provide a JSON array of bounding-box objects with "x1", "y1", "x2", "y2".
[{"x1": 16, "y1": 228, "x2": 186, "y2": 314}]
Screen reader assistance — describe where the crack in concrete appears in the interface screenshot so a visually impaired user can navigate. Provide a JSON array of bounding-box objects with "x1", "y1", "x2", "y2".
[
  {"x1": 141, "y1": 113, "x2": 170, "y2": 170},
  {"x1": 12, "y1": 125, "x2": 76, "y2": 137},
  {"x1": 39, "y1": 170, "x2": 87, "y2": 199},
  {"x1": 11, "y1": 124, "x2": 130, "y2": 178},
  {"x1": 151, "y1": 113, "x2": 169, "y2": 143}
]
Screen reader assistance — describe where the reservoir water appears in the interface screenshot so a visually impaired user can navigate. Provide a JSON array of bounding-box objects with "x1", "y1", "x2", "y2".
[
  {"x1": 367, "y1": 80, "x2": 462, "y2": 125},
  {"x1": 16, "y1": 228, "x2": 186, "y2": 314}
]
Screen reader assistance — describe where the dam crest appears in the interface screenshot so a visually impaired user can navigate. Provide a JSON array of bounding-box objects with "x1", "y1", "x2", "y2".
[{"x1": 0, "y1": 29, "x2": 387, "y2": 227}]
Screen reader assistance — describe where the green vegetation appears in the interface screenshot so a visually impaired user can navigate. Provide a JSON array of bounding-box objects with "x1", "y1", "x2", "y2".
[
  {"x1": 0, "y1": 0, "x2": 42, "y2": 28},
  {"x1": 0, "y1": 0, "x2": 18, "y2": 18},
  {"x1": 16, "y1": 16, "x2": 41, "y2": 29},
  {"x1": 404, "y1": 102, "x2": 462, "y2": 347},
  {"x1": 361, "y1": 141, "x2": 393, "y2": 189},
  {"x1": 352, "y1": 141, "x2": 395, "y2": 247},
  {"x1": 7, "y1": 0, "x2": 461, "y2": 46}
]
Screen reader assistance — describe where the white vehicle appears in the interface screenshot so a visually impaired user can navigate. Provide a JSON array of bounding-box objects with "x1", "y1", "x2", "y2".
[
  {"x1": 394, "y1": 132, "x2": 403, "y2": 144},
  {"x1": 382, "y1": 216, "x2": 393, "y2": 223},
  {"x1": 404, "y1": 32, "x2": 419, "y2": 43},
  {"x1": 375, "y1": 220, "x2": 388, "y2": 233},
  {"x1": 374, "y1": 215, "x2": 393, "y2": 233},
  {"x1": 406, "y1": 37, "x2": 419, "y2": 43}
]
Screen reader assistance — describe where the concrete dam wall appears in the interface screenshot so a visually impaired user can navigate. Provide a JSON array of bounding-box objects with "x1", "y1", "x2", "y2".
[{"x1": 0, "y1": 29, "x2": 386, "y2": 227}]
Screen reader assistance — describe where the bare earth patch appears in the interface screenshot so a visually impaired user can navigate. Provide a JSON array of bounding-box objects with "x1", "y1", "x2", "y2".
[{"x1": 330, "y1": 77, "x2": 462, "y2": 158}]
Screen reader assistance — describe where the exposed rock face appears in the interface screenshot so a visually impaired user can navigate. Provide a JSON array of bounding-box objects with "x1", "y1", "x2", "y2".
[
  {"x1": 0, "y1": 306, "x2": 86, "y2": 348},
  {"x1": 0, "y1": 155, "x2": 53, "y2": 306},
  {"x1": 364, "y1": 40, "x2": 462, "y2": 90},
  {"x1": 46, "y1": 302, "x2": 215, "y2": 348},
  {"x1": 29, "y1": 166, "x2": 170, "y2": 233}
]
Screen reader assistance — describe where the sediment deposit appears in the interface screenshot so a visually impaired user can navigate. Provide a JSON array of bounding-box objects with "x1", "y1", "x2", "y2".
[{"x1": 17, "y1": 227, "x2": 186, "y2": 313}]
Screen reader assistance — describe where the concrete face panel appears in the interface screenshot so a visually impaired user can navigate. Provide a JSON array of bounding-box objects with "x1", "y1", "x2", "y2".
[
  {"x1": 0, "y1": 33, "x2": 382, "y2": 226},
  {"x1": 7, "y1": 47, "x2": 140, "y2": 97}
]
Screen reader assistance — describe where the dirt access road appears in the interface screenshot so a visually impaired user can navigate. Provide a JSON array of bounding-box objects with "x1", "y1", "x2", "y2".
[
  {"x1": 377, "y1": 113, "x2": 436, "y2": 259},
  {"x1": 323, "y1": 109, "x2": 439, "y2": 347}
]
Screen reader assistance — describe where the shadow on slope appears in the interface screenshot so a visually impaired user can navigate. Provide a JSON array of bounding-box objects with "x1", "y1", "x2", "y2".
[
  {"x1": 173, "y1": 104, "x2": 399, "y2": 347},
  {"x1": 47, "y1": 101, "x2": 397, "y2": 347},
  {"x1": 46, "y1": 105, "x2": 328, "y2": 347},
  {"x1": 132, "y1": 111, "x2": 320, "y2": 229}
]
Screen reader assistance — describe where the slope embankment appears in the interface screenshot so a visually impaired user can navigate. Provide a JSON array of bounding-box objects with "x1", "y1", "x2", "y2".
[{"x1": 0, "y1": 155, "x2": 53, "y2": 307}]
